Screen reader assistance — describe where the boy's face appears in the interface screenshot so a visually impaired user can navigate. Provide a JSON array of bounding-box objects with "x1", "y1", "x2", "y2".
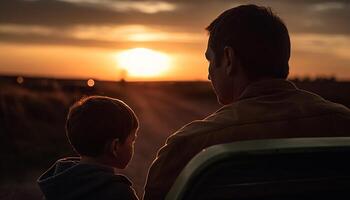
[{"x1": 114, "y1": 129, "x2": 138, "y2": 169}]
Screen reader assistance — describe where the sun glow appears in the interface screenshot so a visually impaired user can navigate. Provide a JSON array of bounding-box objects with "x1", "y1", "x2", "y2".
[{"x1": 116, "y1": 48, "x2": 171, "y2": 77}]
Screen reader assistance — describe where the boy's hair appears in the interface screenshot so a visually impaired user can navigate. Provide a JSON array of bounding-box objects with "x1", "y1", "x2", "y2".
[
  {"x1": 66, "y1": 96, "x2": 139, "y2": 157},
  {"x1": 206, "y1": 4, "x2": 290, "y2": 80}
]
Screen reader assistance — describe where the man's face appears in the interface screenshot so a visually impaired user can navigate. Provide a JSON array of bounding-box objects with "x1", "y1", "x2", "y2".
[{"x1": 205, "y1": 43, "x2": 234, "y2": 105}]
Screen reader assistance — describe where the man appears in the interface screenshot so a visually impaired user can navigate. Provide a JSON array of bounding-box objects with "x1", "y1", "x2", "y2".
[{"x1": 144, "y1": 4, "x2": 350, "y2": 200}]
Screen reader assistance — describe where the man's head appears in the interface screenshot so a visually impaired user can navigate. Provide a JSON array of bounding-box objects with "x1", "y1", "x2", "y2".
[
  {"x1": 66, "y1": 96, "x2": 139, "y2": 169},
  {"x1": 205, "y1": 4, "x2": 290, "y2": 104}
]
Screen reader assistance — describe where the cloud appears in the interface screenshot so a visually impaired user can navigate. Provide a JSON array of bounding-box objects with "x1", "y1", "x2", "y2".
[
  {"x1": 0, "y1": 30, "x2": 203, "y2": 53},
  {"x1": 291, "y1": 33, "x2": 350, "y2": 61},
  {"x1": 0, "y1": 24, "x2": 204, "y2": 43},
  {"x1": 0, "y1": 0, "x2": 131, "y2": 27},
  {"x1": 59, "y1": 0, "x2": 177, "y2": 14},
  {"x1": 311, "y1": 2, "x2": 346, "y2": 11},
  {"x1": 68, "y1": 25, "x2": 204, "y2": 42},
  {"x1": 1, "y1": 0, "x2": 349, "y2": 34},
  {"x1": 0, "y1": 0, "x2": 236, "y2": 29},
  {"x1": 1, "y1": 0, "x2": 350, "y2": 48},
  {"x1": 0, "y1": 24, "x2": 55, "y2": 36}
]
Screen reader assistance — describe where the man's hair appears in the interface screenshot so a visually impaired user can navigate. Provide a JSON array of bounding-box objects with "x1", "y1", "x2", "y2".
[
  {"x1": 66, "y1": 96, "x2": 139, "y2": 157},
  {"x1": 206, "y1": 4, "x2": 290, "y2": 80}
]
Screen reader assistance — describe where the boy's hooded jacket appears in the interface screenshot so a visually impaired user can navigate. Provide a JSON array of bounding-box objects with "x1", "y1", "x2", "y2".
[{"x1": 37, "y1": 157, "x2": 138, "y2": 200}]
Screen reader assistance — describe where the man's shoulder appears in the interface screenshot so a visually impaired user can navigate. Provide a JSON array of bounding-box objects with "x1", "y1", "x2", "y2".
[
  {"x1": 295, "y1": 89, "x2": 350, "y2": 115},
  {"x1": 167, "y1": 106, "x2": 236, "y2": 141},
  {"x1": 167, "y1": 90, "x2": 350, "y2": 143}
]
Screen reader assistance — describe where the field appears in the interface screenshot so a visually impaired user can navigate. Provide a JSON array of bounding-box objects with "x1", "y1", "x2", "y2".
[{"x1": 0, "y1": 75, "x2": 349, "y2": 199}]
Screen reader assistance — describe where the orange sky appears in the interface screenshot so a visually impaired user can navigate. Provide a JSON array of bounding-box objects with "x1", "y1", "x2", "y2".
[{"x1": 1, "y1": 0, "x2": 350, "y2": 81}]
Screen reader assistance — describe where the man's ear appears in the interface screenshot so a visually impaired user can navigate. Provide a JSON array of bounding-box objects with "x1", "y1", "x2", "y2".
[
  {"x1": 110, "y1": 138, "x2": 120, "y2": 158},
  {"x1": 223, "y1": 46, "x2": 236, "y2": 76}
]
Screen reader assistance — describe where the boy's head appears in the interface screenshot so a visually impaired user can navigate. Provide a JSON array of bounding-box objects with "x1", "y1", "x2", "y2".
[{"x1": 66, "y1": 96, "x2": 139, "y2": 169}]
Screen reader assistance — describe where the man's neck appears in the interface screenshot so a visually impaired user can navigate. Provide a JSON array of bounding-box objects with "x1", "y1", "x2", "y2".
[{"x1": 232, "y1": 77, "x2": 276, "y2": 102}]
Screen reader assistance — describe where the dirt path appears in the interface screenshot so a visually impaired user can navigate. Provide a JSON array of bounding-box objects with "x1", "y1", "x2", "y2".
[{"x1": 119, "y1": 84, "x2": 219, "y2": 196}]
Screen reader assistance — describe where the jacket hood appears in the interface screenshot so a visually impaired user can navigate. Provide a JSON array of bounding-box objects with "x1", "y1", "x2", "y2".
[{"x1": 37, "y1": 157, "x2": 131, "y2": 200}]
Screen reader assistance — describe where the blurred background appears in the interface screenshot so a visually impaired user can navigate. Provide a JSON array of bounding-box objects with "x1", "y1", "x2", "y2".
[{"x1": 0, "y1": 0, "x2": 350, "y2": 199}]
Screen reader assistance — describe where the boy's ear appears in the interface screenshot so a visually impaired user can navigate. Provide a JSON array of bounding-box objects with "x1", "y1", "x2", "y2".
[
  {"x1": 223, "y1": 46, "x2": 237, "y2": 76},
  {"x1": 110, "y1": 138, "x2": 120, "y2": 158}
]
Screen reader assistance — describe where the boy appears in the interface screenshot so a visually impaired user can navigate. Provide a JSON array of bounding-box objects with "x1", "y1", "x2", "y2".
[{"x1": 38, "y1": 96, "x2": 139, "y2": 200}]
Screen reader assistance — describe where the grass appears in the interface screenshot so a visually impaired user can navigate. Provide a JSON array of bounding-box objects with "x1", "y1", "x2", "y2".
[{"x1": 0, "y1": 76, "x2": 349, "y2": 199}]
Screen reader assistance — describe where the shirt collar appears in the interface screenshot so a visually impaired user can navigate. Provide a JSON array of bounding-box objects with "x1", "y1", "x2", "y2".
[{"x1": 238, "y1": 79, "x2": 297, "y2": 100}]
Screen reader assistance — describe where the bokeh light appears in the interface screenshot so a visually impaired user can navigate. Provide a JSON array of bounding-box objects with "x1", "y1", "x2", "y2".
[
  {"x1": 87, "y1": 79, "x2": 95, "y2": 87},
  {"x1": 16, "y1": 76, "x2": 24, "y2": 84}
]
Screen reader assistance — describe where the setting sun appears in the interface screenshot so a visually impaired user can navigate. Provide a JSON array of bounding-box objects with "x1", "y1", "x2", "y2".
[{"x1": 115, "y1": 48, "x2": 171, "y2": 78}]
